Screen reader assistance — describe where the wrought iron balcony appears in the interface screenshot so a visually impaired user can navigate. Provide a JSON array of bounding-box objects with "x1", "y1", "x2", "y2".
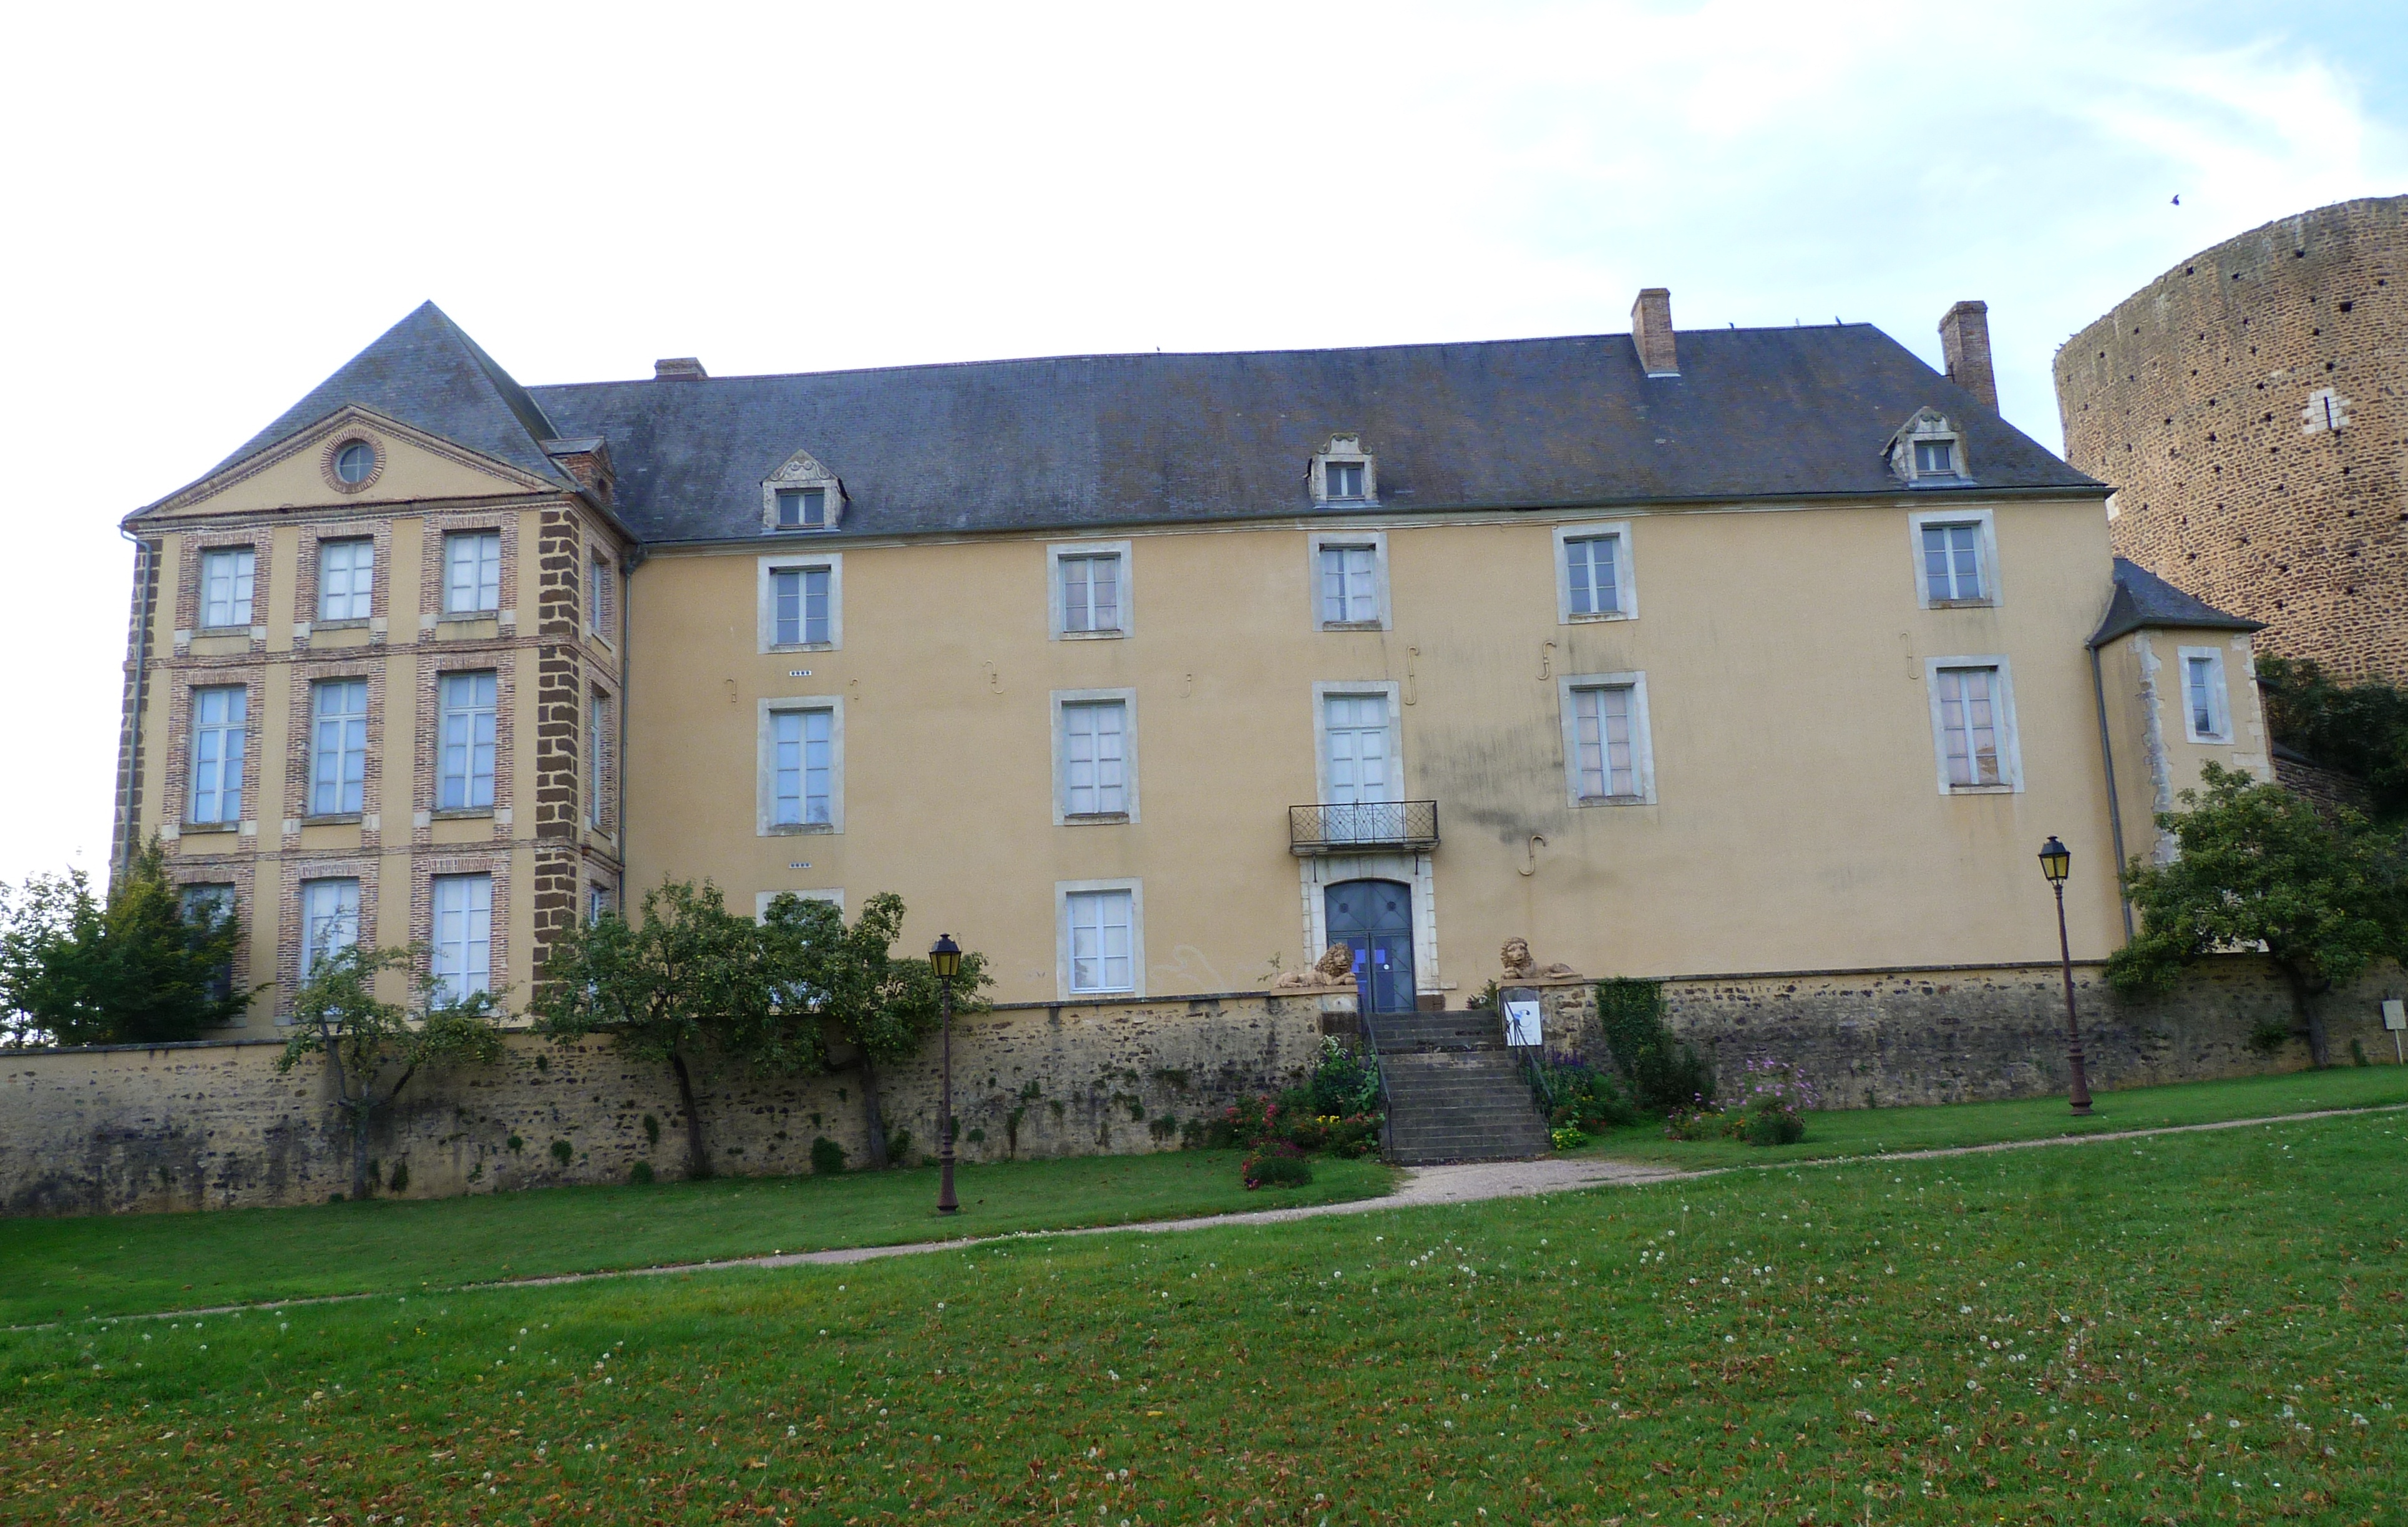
[{"x1": 1289, "y1": 799, "x2": 1439, "y2": 855}]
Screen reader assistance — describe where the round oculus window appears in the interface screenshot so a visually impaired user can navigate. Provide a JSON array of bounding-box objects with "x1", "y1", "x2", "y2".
[{"x1": 333, "y1": 441, "x2": 377, "y2": 485}]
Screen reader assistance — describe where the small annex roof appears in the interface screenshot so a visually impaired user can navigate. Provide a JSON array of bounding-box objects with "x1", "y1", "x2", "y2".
[
  {"x1": 2088, "y1": 557, "x2": 2266, "y2": 648},
  {"x1": 182, "y1": 302, "x2": 574, "y2": 499}
]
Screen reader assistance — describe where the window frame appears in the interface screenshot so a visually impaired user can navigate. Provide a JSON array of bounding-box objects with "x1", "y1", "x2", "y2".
[
  {"x1": 441, "y1": 530, "x2": 504, "y2": 616},
  {"x1": 1046, "y1": 539, "x2": 1134, "y2": 640},
  {"x1": 1923, "y1": 655, "x2": 2024, "y2": 794},
  {"x1": 756, "y1": 552, "x2": 844, "y2": 653},
  {"x1": 2178, "y1": 645, "x2": 2232, "y2": 743},
  {"x1": 316, "y1": 537, "x2": 376, "y2": 625},
  {"x1": 307, "y1": 676, "x2": 371, "y2": 819},
  {"x1": 187, "y1": 682, "x2": 248, "y2": 827},
  {"x1": 199, "y1": 545, "x2": 258, "y2": 631},
  {"x1": 1555, "y1": 670, "x2": 1657, "y2": 806},
  {"x1": 587, "y1": 688, "x2": 611, "y2": 829},
  {"x1": 300, "y1": 876, "x2": 361, "y2": 974},
  {"x1": 1050, "y1": 687, "x2": 1140, "y2": 824},
  {"x1": 587, "y1": 550, "x2": 614, "y2": 646},
  {"x1": 756, "y1": 695, "x2": 845, "y2": 835},
  {"x1": 1055, "y1": 878, "x2": 1144, "y2": 1000},
  {"x1": 434, "y1": 670, "x2": 499, "y2": 814},
  {"x1": 1306, "y1": 530, "x2": 1392, "y2": 632},
  {"x1": 1310, "y1": 680, "x2": 1405, "y2": 804},
  {"x1": 1310, "y1": 434, "x2": 1378, "y2": 506},
  {"x1": 179, "y1": 883, "x2": 239, "y2": 1003},
  {"x1": 754, "y1": 888, "x2": 844, "y2": 919},
  {"x1": 1552, "y1": 522, "x2": 1638, "y2": 624},
  {"x1": 429, "y1": 872, "x2": 494, "y2": 1002},
  {"x1": 1907, "y1": 508, "x2": 2000, "y2": 609}
]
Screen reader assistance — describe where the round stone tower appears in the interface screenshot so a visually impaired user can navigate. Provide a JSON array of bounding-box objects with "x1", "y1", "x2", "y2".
[{"x1": 2054, "y1": 195, "x2": 2407, "y2": 681}]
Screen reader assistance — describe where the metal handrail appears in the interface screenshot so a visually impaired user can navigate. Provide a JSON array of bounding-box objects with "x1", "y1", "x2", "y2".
[
  {"x1": 1289, "y1": 799, "x2": 1439, "y2": 854},
  {"x1": 1353, "y1": 976, "x2": 1398, "y2": 1162}
]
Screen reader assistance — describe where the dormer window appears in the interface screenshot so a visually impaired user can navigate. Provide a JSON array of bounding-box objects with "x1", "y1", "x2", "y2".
[
  {"x1": 1311, "y1": 434, "x2": 1377, "y2": 506},
  {"x1": 1888, "y1": 407, "x2": 1970, "y2": 488},
  {"x1": 776, "y1": 487, "x2": 828, "y2": 530},
  {"x1": 762, "y1": 448, "x2": 844, "y2": 533}
]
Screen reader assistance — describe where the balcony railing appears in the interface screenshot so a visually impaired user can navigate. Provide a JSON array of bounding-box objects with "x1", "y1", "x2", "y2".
[{"x1": 1289, "y1": 799, "x2": 1439, "y2": 855}]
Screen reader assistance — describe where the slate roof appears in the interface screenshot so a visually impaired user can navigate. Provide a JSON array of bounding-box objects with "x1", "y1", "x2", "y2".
[
  {"x1": 2088, "y1": 557, "x2": 2264, "y2": 647},
  {"x1": 195, "y1": 303, "x2": 575, "y2": 494},
  {"x1": 175, "y1": 303, "x2": 2104, "y2": 540}
]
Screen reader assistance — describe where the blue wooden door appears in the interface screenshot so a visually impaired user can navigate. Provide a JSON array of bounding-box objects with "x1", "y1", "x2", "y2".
[{"x1": 1326, "y1": 879, "x2": 1416, "y2": 1013}]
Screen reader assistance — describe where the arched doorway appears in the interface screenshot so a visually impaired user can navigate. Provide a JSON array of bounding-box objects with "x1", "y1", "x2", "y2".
[{"x1": 1325, "y1": 879, "x2": 1416, "y2": 1013}]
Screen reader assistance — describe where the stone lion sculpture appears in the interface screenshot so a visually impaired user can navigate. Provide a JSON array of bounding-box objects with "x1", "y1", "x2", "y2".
[
  {"x1": 1272, "y1": 943, "x2": 1360, "y2": 988},
  {"x1": 1499, "y1": 936, "x2": 1581, "y2": 980}
]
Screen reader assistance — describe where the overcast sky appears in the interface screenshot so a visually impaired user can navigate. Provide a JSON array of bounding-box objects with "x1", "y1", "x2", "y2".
[{"x1": 1, "y1": 0, "x2": 2401, "y2": 885}]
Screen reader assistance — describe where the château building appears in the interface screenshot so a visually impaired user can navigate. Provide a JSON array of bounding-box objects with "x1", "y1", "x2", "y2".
[{"x1": 114, "y1": 293, "x2": 2272, "y2": 1022}]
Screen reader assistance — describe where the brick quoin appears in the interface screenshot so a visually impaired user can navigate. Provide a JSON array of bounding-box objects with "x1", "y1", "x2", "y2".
[{"x1": 2055, "y1": 195, "x2": 2408, "y2": 683}]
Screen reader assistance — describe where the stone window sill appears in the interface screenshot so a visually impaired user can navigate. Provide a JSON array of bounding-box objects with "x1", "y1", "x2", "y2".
[
  {"x1": 1063, "y1": 812, "x2": 1131, "y2": 825},
  {"x1": 1946, "y1": 784, "x2": 2016, "y2": 796},
  {"x1": 767, "y1": 642, "x2": 837, "y2": 655},
  {"x1": 1563, "y1": 610, "x2": 1635, "y2": 624},
  {"x1": 766, "y1": 821, "x2": 837, "y2": 836},
  {"x1": 1060, "y1": 628, "x2": 1126, "y2": 641},
  {"x1": 301, "y1": 812, "x2": 363, "y2": 826},
  {"x1": 431, "y1": 807, "x2": 495, "y2": 821},
  {"x1": 1319, "y1": 620, "x2": 1386, "y2": 633},
  {"x1": 1572, "y1": 794, "x2": 1649, "y2": 807},
  {"x1": 313, "y1": 617, "x2": 371, "y2": 632},
  {"x1": 180, "y1": 821, "x2": 241, "y2": 836},
  {"x1": 196, "y1": 625, "x2": 253, "y2": 638},
  {"x1": 1927, "y1": 597, "x2": 1996, "y2": 610}
]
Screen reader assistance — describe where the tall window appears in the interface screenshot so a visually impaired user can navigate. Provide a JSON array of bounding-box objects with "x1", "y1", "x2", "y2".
[
  {"x1": 1319, "y1": 545, "x2": 1379, "y2": 625},
  {"x1": 587, "y1": 554, "x2": 612, "y2": 637},
  {"x1": 1062, "y1": 701, "x2": 1127, "y2": 816},
  {"x1": 587, "y1": 882, "x2": 613, "y2": 925},
  {"x1": 772, "y1": 567, "x2": 831, "y2": 646},
  {"x1": 775, "y1": 487, "x2": 827, "y2": 529},
  {"x1": 188, "y1": 685, "x2": 246, "y2": 824},
  {"x1": 1564, "y1": 534, "x2": 1622, "y2": 617},
  {"x1": 180, "y1": 884, "x2": 236, "y2": 1003},
  {"x1": 772, "y1": 708, "x2": 833, "y2": 826},
  {"x1": 200, "y1": 547, "x2": 255, "y2": 628},
  {"x1": 437, "y1": 671, "x2": 497, "y2": 810},
  {"x1": 1324, "y1": 693, "x2": 1393, "y2": 804},
  {"x1": 1935, "y1": 666, "x2": 2003, "y2": 787},
  {"x1": 443, "y1": 530, "x2": 502, "y2": 614},
  {"x1": 309, "y1": 678, "x2": 369, "y2": 816},
  {"x1": 1061, "y1": 554, "x2": 1121, "y2": 634},
  {"x1": 430, "y1": 874, "x2": 493, "y2": 1002},
  {"x1": 318, "y1": 539, "x2": 374, "y2": 622},
  {"x1": 1570, "y1": 685, "x2": 1636, "y2": 799},
  {"x1": 588, "y1": 691, "x2": 610, "y2": 827},
  {"x1": 1921, "y1": 523, "x2": 1983, "y2": 602},
  {"x1": 300, "y1": 878, "x2": 359, "y2": 973},
  {"x1": 2183, "y1": 650, "x2": 2228, "y2": 741},
  {"x1": 1065, "y1": 889, "x2": 1134, "y2": 994}
]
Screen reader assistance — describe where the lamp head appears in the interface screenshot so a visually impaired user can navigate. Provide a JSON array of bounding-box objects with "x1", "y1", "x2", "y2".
[
  {"x1": 929, "y1": 933, "x2": 963, "y2": 981},
  {"x1": 2038, "y1": 836, "x2": 2072, "y2": 885}
]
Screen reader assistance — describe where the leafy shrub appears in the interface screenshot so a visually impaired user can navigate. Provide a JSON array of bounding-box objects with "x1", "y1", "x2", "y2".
[
  {"x1": 811, "y1": 1136, "x2": 848, "y2": 1174},
  {"x1": 1548, "y1": 1125, "x2": 1589, "y2": 1151},
  {"x1": 1201, "y1": 1092, "x2": 1381, "y2": 1158},
  {"x1": 1594, "y1": 978, "x2": 1714, "y2": 1110},
  {"x1": 2246, "y1": 1018, "x2": 2293, "y2": 1056},
  {"x1": 1663, "y1": 1058, "x2": 1815, "y2": 1146},
  {"x1": 386, "y1": 1159, "x2": 409, "y2": 1194},
  {"x1": 550, "y1": 1139, "x2": 575, "y2": 1167},
  {"x1": 1528, "y1": 1050, "x2": 1639, "y2": 1131},
  {"x1": 1241, "y1": 1144, "x2": 1314, "y2": 1189},
  {"x1": 628, "y1": 1160, "x2": 655, "y2": 1185},
  {"x1": 641, "y1": 1113, "x2": 661, "y2": 1148},
  {"x1": 1305, "y1": 1037, "x2": 1383, "y2": 1117},
  {"x1": 2351, "y1": 1038, "x2": 2371, "y2": 1067}
]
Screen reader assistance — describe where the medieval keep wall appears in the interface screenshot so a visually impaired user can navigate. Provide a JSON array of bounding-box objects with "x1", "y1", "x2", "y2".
[
  {"x1": 1538, "y1": 955, "x2": 2402, "y2": 1108},
  {"x1": 2054, "y1": 195, "x2": 2408, "y2": 682},
  {"x1": 1, "y1": 991, "x2": 1343, "y2": 1217}
]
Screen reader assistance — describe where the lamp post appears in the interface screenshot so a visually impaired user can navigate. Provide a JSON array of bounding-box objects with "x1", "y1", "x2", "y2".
[
  {"x1": 2037, "y1": 837, "x2": 2094, "y2": 1117},
  {"x1": 930, "y1": 934, "x2": 963, "y2": 1214}
]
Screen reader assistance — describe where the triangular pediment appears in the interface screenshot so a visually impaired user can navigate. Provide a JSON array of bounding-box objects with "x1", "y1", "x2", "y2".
[{"x1": 140, "y1": 405, "x2": 561, "y2": 519}]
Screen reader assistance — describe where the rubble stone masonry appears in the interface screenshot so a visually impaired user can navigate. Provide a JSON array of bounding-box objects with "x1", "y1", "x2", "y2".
[{"x1": 2055, "y1": 196, "x2": 2407, "y2": 681}]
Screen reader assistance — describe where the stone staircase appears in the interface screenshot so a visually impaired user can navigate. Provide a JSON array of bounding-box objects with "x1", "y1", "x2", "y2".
[{"x1": 1367, "y1": 1009, "x2": 1551, "y2": 1165}]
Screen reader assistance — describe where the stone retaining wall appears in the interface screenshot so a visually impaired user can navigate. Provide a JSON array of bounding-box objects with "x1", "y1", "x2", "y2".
[{"x1": 0, "y1": 990, "x2": 1345, "y2": 1216}]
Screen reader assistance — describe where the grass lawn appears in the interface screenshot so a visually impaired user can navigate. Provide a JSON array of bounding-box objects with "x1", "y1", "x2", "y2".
[
  {"x1": 0, "y1": 1150, "x2": 1397, "y2": 1326},
  {"x1": 4, "y1": 1110, "x2": 2402, "y2": 1524},
  {"x1": 1579, "y1": 1063, "x2": 2408, "y2": 1171}
]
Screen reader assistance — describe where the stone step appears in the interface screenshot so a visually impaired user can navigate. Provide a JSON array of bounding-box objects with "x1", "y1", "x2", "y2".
[
  {"x1": 1373, "y1": 1036, "x2": 1549, "y2": 1165},
  {"x1": 1368, "y1": 1010, "x2": 1509, "y2": 1053}
]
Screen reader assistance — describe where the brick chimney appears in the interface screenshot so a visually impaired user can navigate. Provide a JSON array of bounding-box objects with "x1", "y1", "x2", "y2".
[
  {"x1": 653, "y1": 357, "x2": 708, "y2": 380},
  {"x1": 1937, "y1": 301, "x2": 1996, "y2": 409},
  {"x1": 1631, "y1": 288, "x2": 1678, "y2": 376}
]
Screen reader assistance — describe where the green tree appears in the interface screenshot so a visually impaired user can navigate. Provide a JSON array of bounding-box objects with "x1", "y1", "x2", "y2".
[
  {"x1": 527, "y1": 880, "x2": 777, "y2": 1180},
  {"x1": 757, "y1": 891, "x2": 990, "y2": 1169},
  {"x1": 276, "y1": 944, "x2": 507, "y2": 1201},
  {"x1": 2254, "y1": 653, "x2": 2408, "y2": 823},
  {"x1": 0, "y1": 839, "x2": 251, "y2": 1047},
  {"x1": 2108, "y1": 763, "x2": 2408, "y2": 1066}
]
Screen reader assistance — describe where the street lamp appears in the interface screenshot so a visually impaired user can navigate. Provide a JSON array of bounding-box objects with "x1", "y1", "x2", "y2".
[
  {"x1": 930, "y1": 934, "x2": 963, "y2": 1214},
  {"x1": 2037, "y1": 837, "x2": 2094, "y2": 1117}
]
